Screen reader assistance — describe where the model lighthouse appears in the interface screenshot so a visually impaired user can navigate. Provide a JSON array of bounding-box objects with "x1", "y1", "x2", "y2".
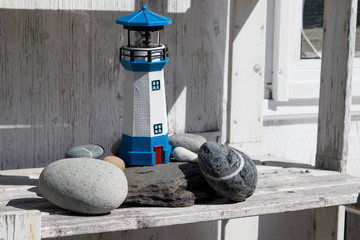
[{"x1": 116, "y1": 5, "x2": 172, "y2": 166}]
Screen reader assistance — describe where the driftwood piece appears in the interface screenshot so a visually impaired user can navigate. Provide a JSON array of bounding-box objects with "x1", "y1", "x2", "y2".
[{"x1": 123, "y1": 162, "x2": 215, "y2": 207}]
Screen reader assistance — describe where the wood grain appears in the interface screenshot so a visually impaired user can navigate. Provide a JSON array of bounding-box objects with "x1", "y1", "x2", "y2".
[
  {"x1": 1, "y1": 164, "x2": 360, "y2": 238},
  {"x1": 316, "y1": 0, "x2": 358, "y2": 172},
  {"x1": 0, "y1": 210, "x2": 41, "y2": 240},
  {"x1": 0, "y1": 1, "x2": 229, "y2": 170},
  {"x1": 227, "y1": 0, "x2": 266, "y2": 148}
]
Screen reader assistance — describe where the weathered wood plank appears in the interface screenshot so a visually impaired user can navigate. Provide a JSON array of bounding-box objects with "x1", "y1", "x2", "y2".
[
  {"x1": 0, "y1": 1, "x2": 134, "y2": 11},
  {"x1": 1, "y1": 165, "x2": 360, "y2": 238},
  {"x1": 256, "y1": 174, "x2": 360, "y2": 194},
  {"x1": 316, "y1": 0, "x2": 358, "y2": 172},
  {"x1": 344, "y1": 206, "x2": 360, "y2": 239},
  {"x1": 257, "y1": 167, "x2": 338, "y2": 179},
  {"x1": 0, "y1": 168, "x2": 41, "y2": 193},
  {"x1": 41, "y1": 221, "x2": 221, "y2": 240},
  {"x1": 226, "y1": 0, "x2": 266, "y2": 151},
  {"x1": 258, "y1": 206, "x2": 345, "y2": 240},
  {"x1": 313, "y1": 206, "x2": 345, "y2": 240},
  {"x1": 0, "y1": 191, "x2": 41, "y2": 206},
  {"x1": 39, "y1": 182, "x2": 360, "y2": 238},
  {"x1": 0, "y1": 0, "x2": 229, "y2": 170},
  {"x1": 0, "y1": 210, "x2": 41, "y2": 240}
]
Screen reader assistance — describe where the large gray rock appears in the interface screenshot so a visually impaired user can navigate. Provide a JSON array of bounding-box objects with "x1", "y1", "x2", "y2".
[
  {"x1": 198, "y1": 142, "x2": 257, "y2": 202},
  {"x1": 65, "y1": 144, "x2": 104, "y2": 159},
  {"x1": 38, "y1": 158, "x2": 128, "y2": 215},
  {"x1": 124, "y1": 162, "x2": 215, "y2": 207},
  {"x1": 169, "y1": 134, "x2": 206, "y2": 153}
]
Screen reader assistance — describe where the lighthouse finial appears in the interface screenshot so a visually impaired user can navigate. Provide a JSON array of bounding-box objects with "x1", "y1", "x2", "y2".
[{"x1": 142, "y1": 5, "x2": 147, "y2": 10}]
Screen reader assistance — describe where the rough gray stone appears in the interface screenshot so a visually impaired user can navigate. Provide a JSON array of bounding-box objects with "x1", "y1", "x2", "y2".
[
  {"x1": 169, "y1": 134, "x2": 206, "y2": 153},
  {"x1": 123, "y1": 162, "x2": 215, "y2": 207},
  {"x1": 38, "y1": 158, "x2": 128, "y2": 215},
  {"x1": 65, "y1": 144, "x2": 104, "y2": 159},
  {"x1": 197, "y1": 142, "x2": 257, "y2": 202}
]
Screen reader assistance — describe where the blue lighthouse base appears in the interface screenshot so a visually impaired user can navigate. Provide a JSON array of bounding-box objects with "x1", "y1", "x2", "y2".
[{"x1": 119, "y1": 134, "x2": 171, "y2": 166}]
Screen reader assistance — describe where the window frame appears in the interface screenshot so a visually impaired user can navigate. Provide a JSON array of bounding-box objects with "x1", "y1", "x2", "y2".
[
  {"x1": 153, "y1": 123, "x2": 163, "y2": 135},
  {"x1": 152, "y1": 80, "x2": 161, "y2": 91},
  {"x1": 270, "y1": 0, "x2": 360, "y2": 102}
]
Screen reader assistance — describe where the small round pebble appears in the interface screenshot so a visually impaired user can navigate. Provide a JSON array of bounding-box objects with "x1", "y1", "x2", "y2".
[
  {"x1": 197, "y1": 142, "x2": 257, "y2": 202},
  {"x1": 38, "y1": 158, "x2": 128, "y2": 215},
  {"x1": 169, "y1": 134, "x2": 206, "y2": 153},
  {"x1": 104, "y1": 156, "x2": 126, "y2": 170},
  {"x1": 171, "y1": 147, "x2": 198, "y2": 162},
  {"x1": 65, "y1": 144, "x2": 104, "y2": 159}
]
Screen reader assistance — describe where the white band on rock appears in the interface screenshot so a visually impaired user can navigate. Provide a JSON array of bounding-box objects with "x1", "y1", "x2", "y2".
[{"x1": 201, "y1": 150, "x2": 245, "y2": 182}]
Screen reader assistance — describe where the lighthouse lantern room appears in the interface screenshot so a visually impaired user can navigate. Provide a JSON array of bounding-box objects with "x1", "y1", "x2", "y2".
[{"x1": 116, "y1": 5, "x2": 172, "y2": 166}]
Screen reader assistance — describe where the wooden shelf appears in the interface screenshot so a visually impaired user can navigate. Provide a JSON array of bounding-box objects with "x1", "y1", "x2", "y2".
[{"x1": 1, "y1": 163, "x2": 360, "y2": 238}]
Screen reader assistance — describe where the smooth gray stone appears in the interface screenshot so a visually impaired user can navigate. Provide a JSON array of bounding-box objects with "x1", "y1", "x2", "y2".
[
  {"x1": 197, "y1": 142, "x2": 258, "y2": 202},
  {"x1": 169, "y1": 134, "x2": 206, "y2": 153},
  {"x1": 38, "y1": 158, "x2": 128, "y2": 215},
  {"x1": 65, "y1": 144, "x2": 104, "y2": 159},
  {"x1": 123, "y1": 162, "x2": 215, "y2": 207}
]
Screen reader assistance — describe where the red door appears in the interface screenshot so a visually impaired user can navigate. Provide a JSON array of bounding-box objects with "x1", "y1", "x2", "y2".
[{"x1": 154, "y1": 146, "x2": 164, "y2": 164}]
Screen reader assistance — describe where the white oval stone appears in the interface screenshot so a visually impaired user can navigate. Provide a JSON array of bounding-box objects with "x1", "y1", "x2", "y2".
[
  {"x1": 38, "y1": 158, "x2": 128, "y2": 215},
  {"x1": 171, "y1": 147, "x2": 198, "y2": 162}
]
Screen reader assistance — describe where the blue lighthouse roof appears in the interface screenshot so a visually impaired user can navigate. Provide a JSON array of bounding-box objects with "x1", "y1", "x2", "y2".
[{"x1": 116, "y1": 5, "x2": 172, "y2": 27}]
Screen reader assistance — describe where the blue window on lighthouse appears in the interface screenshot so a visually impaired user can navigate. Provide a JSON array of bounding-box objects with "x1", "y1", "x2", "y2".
[
  {"x1": 152, "y1": 80, "x2": 160, "y2": 91},
  {"x1": 154, "y1": 123, "x2": 163, "y2": 134}
]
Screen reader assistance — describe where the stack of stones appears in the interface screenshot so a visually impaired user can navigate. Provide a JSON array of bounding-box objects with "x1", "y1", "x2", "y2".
[
  {"x1": 119, "y1": 134, "x2": 216, "y2": 207},
  {"x1": 38, "y1": 135, "x2": 258, "y2": 214},
  {"x1": 38, "y1": 144, "x2": 128, "y2": 215},
  {"x1": 169, "y1": 134, "x2": 206, "y2": 162},
  {"x1": 123, "y1": 161, "x2": 215, "y2": 207},
  {"x1": 169, "y1": 134, "x2": 258, "y2": 202}
]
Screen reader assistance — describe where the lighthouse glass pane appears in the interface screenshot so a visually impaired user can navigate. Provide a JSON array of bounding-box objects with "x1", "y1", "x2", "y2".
[
  {"x1": 154, "y1": 124, "x2": 163, "y2": 134},
  {"x1": 301, "y1": 0, "x2": 360, "y2": 59},
  {"x1": 154, "y1": 31, "x2": 160, "y2": 46},
  {"x1": 132, "y1": 31, "x2": 160, "y2": 48},
  {"x1": 152, "y1": 80, "x2": 160, "y2": 91}
]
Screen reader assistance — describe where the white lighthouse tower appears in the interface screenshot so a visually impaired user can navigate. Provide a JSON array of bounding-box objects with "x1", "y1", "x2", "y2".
[{"x1": 116, "y1": 5, "x2": 172, "y2": 166}]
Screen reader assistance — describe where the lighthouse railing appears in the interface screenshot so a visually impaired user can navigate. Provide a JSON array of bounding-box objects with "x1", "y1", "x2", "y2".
[{"x1": 119, "y1": 45, "x2": 168, "y2": 63}]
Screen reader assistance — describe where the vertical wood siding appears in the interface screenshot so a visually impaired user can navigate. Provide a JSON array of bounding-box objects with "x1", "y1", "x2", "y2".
[
  {"x1": 0, "y1": 210, "x2": 41, "y2": 240},
  {"x1": 316, "y1": 0, "x2": 358, "y2": 172},
  {"x1": 0, "y1": 1, "x2": 229, "y2": 169}
]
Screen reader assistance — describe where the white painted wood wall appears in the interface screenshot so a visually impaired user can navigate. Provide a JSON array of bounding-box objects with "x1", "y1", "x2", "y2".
[
  {"x1": 0, "y1": 1, "x2": 228, "y2": 170},
  {"x1": 227, "y1": 0, "x2": 266, "y2": 153}
]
